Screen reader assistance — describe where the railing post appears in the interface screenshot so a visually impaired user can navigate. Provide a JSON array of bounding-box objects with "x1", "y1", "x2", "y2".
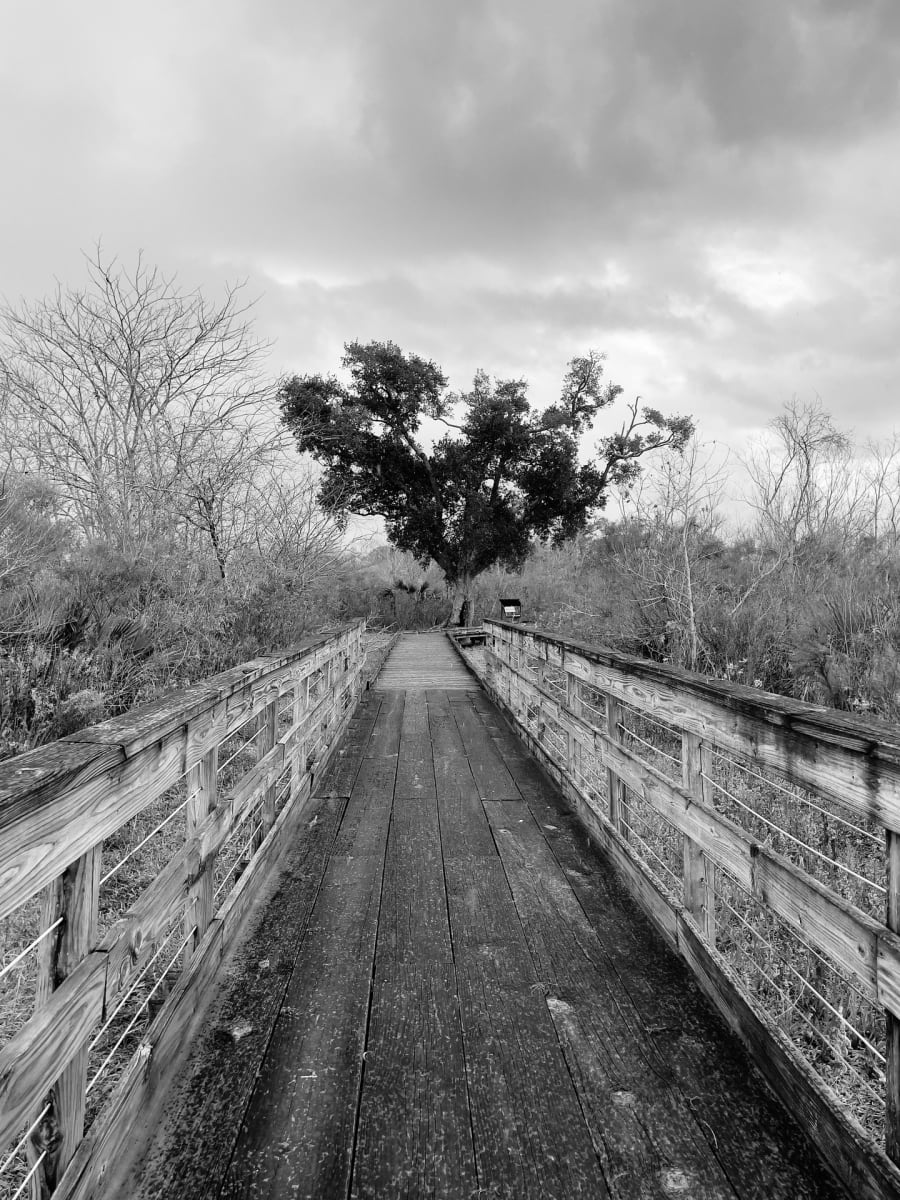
[
  {"x1": 605, "y1": 695, "x2": 628, "y2": 841},
  {"x1": 28, "y1": 845, "x2": 102, "y2": 1196},
  {"x1": 533, "y1": 651, "x2": 546, "y2": 745},
  {"x1": 484, "y1": 627, "x2": 497, "y2": 693},
  {"x1": 256, "y1": 698, "x2": 278, "y2": 847},
  {"x1": 565, "y1": 668, "x2": 582, "y2": 788},
  {"x1": 294, "y1": 672, "x2": 312, "y2": 792},
  {"x1": 185, "y1": 747, "x2": 218, "y2": 959},
  {"x1": 295, "y1": 670, "x2": 312, "y2": 781},
  {"x1": 886, "y1": 829, "x2": 900, "y2": 1163},
  {"x1": 681, "y1": 732, "x2": 716, "y2": 946}
]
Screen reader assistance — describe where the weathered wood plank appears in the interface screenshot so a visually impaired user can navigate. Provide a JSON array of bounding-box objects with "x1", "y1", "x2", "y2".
[
  {"x1": 377, "y1": 795, "x2": 452, "y2": 963},
  {"x1": 484, "y1": 801, "x2": 739, "y2": 1200},
  {"x1": 544, "y1": 773, "x2": 864, "y2": 1199},
  {"x1": 444, "y1": 858, "x2": 530, "y2": 975},
  {"x1": 541, "y1": 822, "x2": 848, "y2": 1200},
  {"x1": 488, "y1": 620, "x2": 900, "y2": 830},
  {"x1": 678, "y1": 914, "x2": 898, "y2": 1200},
  {"x1": 0, "y1": 627, "x2": 361, "y2": 921},
  {"x1": 107, "y1": 795, "x2": 348, "y2": 1200},
  {"x1": 55, "y1": 922, "x2": 226, "y2": 1200},
  {"x1": 488, "y1": 665, "x2": 893, "y2": 1008},
  {"x1": 427, "y1": 694, "x2": 497, "y2": 859},
  {"x1": 186, "y1": 747, "x2": 218, "y2": 957},
  {"x1": 352, "y1": 960, "x2": 477, "y2": 1200},
  {"x1": 394, "y1": 694, "x2": 436, "y2": 799},
  {"x1": 57, "y1": 750, "x2": 340, "y2": 1200},
  {"x1": 331, "y1": 759, "x2": 397, "y2": 857},
  {"x1": 466, "y1": 689, "x2": 563, "y2": 809},
  {"x1": 455, "y1": 952, "x2": 607, "y2": 1199},
  {"x1": 374, "y1": 633, "x2": 473, "y2": 691},
  {"x1": 217, "y1": 854, "x2": 385, "y2": 1199},
  {"x1": 214, "y1": 692, "x2": 394, "y2": 1199},
  {"x1": 478, "y1": 691, "x2": 860, "y2": 1200},
  {"x1": 28, "y1": 845, "x2": 102, "y2": 1196},
  {"x1": 436, "y1": 784, "x2": 496, "y2": 859},
  {"x1": 450, "y1": 696, "x2": 521, "y2": 801},
  {"x1": 427, "y1": 696, "x2": 488, "y2": 824},
  {"x1": 363, "y1": 688, "x2": 405, "y2": 757},
  {"x1": 0, "y1": 953, "x2": 107, "y2": 1148},
  {"x1": 354, "y1": 734, "x2": 474, "y2": 1195},
  {"x1": 313, "y1": 693, "x2": 382, "y2": 798},
  {"x1": 546, "y1": 996, "x2": 739, "y2": 1200}
]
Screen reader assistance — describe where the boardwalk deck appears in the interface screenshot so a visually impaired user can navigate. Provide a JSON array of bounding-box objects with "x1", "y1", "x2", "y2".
[{"x1": 125, "y1": 635, "x2": 849, "y2": 1199}]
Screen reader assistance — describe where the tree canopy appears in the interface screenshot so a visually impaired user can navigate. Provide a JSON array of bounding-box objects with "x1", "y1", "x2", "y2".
[{"x1": 279, "y1": 340, "x2": 693, "y2": 618}]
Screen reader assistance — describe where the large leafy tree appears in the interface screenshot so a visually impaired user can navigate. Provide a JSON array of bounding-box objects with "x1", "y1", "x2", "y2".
[{"x1": 279, "y1": 340, "x2": 693, "y2": 622}]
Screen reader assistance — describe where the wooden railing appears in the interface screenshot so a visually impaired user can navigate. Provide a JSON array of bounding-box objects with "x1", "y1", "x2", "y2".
[
  {"x1": 483, "y1": 618, "x2": 900, "y2": 1200},
  {"x1": 0, "y1": 622, "x2": 365, "y2": 1200}
]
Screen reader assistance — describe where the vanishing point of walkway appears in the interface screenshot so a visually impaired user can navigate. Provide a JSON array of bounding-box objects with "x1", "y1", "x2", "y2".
[{"x1": 129, "y1": 634, "x2": 847, "y2": 1199}]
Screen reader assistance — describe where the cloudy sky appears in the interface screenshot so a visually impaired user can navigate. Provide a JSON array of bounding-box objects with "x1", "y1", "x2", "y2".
[{"x1": 2, "y1": 0, "x2": 899, "y2": 461}]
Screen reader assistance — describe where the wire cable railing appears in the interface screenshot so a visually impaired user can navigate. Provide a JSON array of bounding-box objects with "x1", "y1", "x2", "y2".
[
  {"x1": 0, "y1": 621, "x2": 366, "y2": 1198},
  {"x1": 481, "y1": 617, "x2": 900, "y2": 1190}
]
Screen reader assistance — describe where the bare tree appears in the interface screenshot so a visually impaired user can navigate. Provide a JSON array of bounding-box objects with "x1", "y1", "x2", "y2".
[
  {"x1": 743, "y1": 399, "x2": 867, "y2": 555},
  {"x1": 619, "y1": 439, "x2": 726, "y2": 670},
  {"x1": 174, "y1": 425, "x2": 285, "y2": 580},
  {"x1": 0, "y1": 248, "x2": 270, "y2": 555},
  {"x1": 249, "y1": 466, "x2": 347, "y2": 589},
  {"x1": 863, "y1": 432, "x2": 900, "y2": 546}
]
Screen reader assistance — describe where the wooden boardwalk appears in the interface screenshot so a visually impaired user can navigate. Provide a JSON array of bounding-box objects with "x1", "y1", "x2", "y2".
[
  {"x1": 126, "y1": 636, "x2": 848, "y2": 1200},
  {"x1": 372, "y1": 630, "x2": 474, "y2": 689}
]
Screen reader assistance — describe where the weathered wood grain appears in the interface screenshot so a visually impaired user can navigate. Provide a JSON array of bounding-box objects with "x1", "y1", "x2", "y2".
[
  {"x1": 99, "y1": 795, "x2": 348, "y2": 1200},
  {"x1": 214, "y1": 684, "x2": 399, "y2": 1199},
  {"x1": 682, "y1": 731, "x2": 716, "y2": 944},
  {"x1": 394, "y1": 694, "x2": 436, "y2": 799},
  {"x1": 313, "y1": 694, "x2": 382, "y2": 797},
  {"x1": 373, "y1": 633, "x2": 473, "y2": 691},
  {"x1": 485, "y1": 801, "x2": 739, "y2": 1200},
  {"x1": 0, "y1": 626, "x2": 361, "y2": 922},
  {"x1": 186, "y1": 747, "x2": 218, "y2": 957},
  {"x1": 449, "y1": 696, "x2": 521, "y2": 801},
  {"x1": 488, "y1": 620, "x2": 900, "y2": 830},
  {"x1": 98, "y1": 792, "x2": 348, "y2": 1200},
  {"x1": 549, "y1": 809, "x2": 850, "y2": 1200},
  {"x1": 56, "y1": 735, "x2": 347, "y2": 1200},
  {"x1": 28, "y1": 845, "x2": 102, "y2": 1196},
  {"x1": 678, "y1": 913, "x2": 900, "y2": 1200},
  {"x1": 543, "y1": 737, "x2": 870, "y2": 1195},
  {"x1": 351, "y1": 960, "x2": 477, "y2": 1200},
  {"x1": 488, "y1": 650, "x2": 896, "y2": 1010},
  {"x1": 353, "y1": 723, "x2": 475, "y2": 1197},
  {"x1": 455, "y1": 952, "x2": 607, "y2": 1198},
  {"x1": 218, "y1": 853, "x2": 385, "y2": 1200},
  {"x1": 377, "y1": 795, "x2": 453, "y2": 963},
  {"x1": 0, "y1": 952, "x2": 107, "y2": 1148}
]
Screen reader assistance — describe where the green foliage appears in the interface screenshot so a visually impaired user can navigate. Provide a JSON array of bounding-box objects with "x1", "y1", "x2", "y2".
[{"x1": 279, "y1": 342, "x2": 693, "y2": 598}]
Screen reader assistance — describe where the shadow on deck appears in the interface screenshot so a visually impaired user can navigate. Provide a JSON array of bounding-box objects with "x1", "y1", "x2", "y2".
[{"x1": 125, "y1": 636, "x2": 847, "y2": 1199}]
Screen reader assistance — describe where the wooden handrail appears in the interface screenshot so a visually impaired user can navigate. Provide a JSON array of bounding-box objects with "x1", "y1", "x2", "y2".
[
  {"x1": 483, "y1": 618, "x2": 900, "y2": 1200},
  {"x1": 0, "y1": 622, "x2": 365, "y2": 1199}
]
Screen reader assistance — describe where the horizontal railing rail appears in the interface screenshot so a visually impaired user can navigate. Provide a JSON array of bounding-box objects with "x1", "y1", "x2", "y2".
[
  {"x1": 483, "y1": 618, "x2": 900, "y2": 1200},
  {"x1": 0, "y1": 621, "x2": 365, "y2": 1200}
]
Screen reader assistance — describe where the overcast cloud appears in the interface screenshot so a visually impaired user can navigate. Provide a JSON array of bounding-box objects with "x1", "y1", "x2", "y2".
[{"x1": 2, "y1": 0, "x2": 899, "y2": 459}]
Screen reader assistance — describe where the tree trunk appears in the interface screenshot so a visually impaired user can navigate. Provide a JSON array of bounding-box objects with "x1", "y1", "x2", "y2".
[{"x1": 455, "y1": 575, "x2": 474, "y2": 626}]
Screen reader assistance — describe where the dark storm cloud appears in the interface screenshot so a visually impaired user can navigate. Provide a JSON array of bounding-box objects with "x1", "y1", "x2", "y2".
[{"x1": 2, "y1": 0, "x2": 899, "y2": 446}]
